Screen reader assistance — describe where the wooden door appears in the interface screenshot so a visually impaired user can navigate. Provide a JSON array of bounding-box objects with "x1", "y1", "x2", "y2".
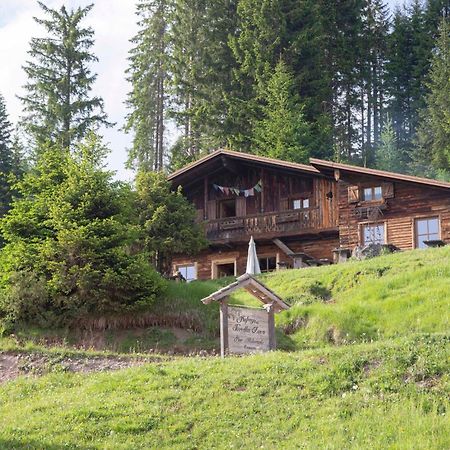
[{"x1": 236, "y1": 197, "x2": 246, "y2": 217}]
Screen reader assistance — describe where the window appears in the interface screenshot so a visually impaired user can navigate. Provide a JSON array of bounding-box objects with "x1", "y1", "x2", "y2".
[
  {"x1": 218, "y1": 199, "x2": 236, "y2": 218},
  {"x1": 258, "y1": 256, "x2": 277, "y2": 273},
  {"x1": 292, "y1": 198, "x2": 310, "y2": 209},
  {"x1": 177, "y1": 264, "x2": 196, "y2": 282},
  {"x1": 363, "y1": 186, "x2": 382, "y2": 202},
  {"x1": 415, "y1": 217, "x2": 440, "y2": 248},
  {"x1": 362, "y1": 223, "x2": 385, "y2": 245},
  {"x1": 215, "y1": 262, "x2": 235, "y2": 278}
]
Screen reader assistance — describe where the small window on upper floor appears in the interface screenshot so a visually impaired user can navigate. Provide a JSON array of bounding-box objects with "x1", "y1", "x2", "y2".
[
  {"x1": 363, "y1": 186, "x2": 383, "y2": 202},
  {"x1": 218, "y1": 199, "x2": 236, "y2": 218},
  {"x1": 292, "y1": 198, "x2": 309, "y2": 210}
]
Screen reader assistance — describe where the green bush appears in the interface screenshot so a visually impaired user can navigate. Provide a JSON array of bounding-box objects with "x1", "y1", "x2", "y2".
[{"x1": 0, "y1": 137, "x2": 165, "y2": 328}]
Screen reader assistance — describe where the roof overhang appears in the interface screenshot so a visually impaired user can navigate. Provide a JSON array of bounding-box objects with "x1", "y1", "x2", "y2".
[
  {"x1": 168, "y1": 149, "x2": 321, "y2": 187},
  {"x1": 201, "y1": 273, "x2": 290, "y2": 313},
  {"x1": 310, "y1": 158, "x2": 450, "y2": 190}
]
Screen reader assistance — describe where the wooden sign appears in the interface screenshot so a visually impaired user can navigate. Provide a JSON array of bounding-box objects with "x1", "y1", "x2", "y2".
[
  {"x1": 220, "y1": 303, "x2": 275, "y2": 356},
  {"x1": 201, "y1": 273, "x2": 289, "y2": 357}
]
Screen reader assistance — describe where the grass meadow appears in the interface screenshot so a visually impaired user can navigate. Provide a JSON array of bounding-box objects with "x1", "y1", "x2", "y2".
[{"x1": 0, "y1": 246, "x2": 449, "y2": 448}]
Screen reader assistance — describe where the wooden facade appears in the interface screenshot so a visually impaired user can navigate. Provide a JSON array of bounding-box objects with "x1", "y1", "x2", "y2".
[{"x1": 169, "y1": 150, "x2": 450, "y2": 281}]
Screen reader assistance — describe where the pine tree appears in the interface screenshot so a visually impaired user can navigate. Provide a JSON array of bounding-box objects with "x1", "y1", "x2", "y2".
[
  {"x1": 19, "y1": 2, "x2": 112, "y2": 152},
  {"x1": 0, "y1": 135, "x2": 164, "y2": 327},
  {"x1": 228, "y1": 0, "x2": 334, "y2": 159},
  {"x1": 125, "y1": 0, "x2": 169, "y2": 172},
  {"x1": 168, "y1": 0, "x2": 238, "y2": 167},
  {"x1": 414, "y1": 18, "x2": 450, "y2": 171},
  {"x1": 0, "y1": 94, "x2": 15, "y2": 218},
  {"x1": 359, "y1": 0, "x2": 390, "y2": 166},
  {"x1": 375, "y1": 115, "x2": 405, "y2": 172},
  {"x1": 253, "y1": 60, "x2": 311, "y2": 163}
]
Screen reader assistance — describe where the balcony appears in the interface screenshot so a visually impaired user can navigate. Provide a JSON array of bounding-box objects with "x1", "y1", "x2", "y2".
[{"x1": 204, "y1": 208, "x2": 321, "y2": 242}]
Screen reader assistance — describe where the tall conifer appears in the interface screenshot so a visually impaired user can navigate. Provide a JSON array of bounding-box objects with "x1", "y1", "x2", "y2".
[
  {"x1": 19, "y1": 2, "x2": 111, "y2": 152},
  {"x1": 125, "y1": 0, "x2": 169, "y2": 172}
]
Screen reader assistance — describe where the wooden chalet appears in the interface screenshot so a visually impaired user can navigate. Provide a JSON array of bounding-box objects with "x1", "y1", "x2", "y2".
[{"x1": 169, "y1": 149, "x2": 450, "y2": 281}]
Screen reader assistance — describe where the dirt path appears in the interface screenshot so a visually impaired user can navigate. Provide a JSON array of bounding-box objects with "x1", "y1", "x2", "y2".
[{"x1": 0, "y1": 351, "x2": 157, "y2": 384}]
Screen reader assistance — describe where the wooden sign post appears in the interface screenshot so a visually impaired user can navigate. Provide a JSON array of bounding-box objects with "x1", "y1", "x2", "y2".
[{"x1": 202, "y1": 274, "x2": 289, "y2": 357}]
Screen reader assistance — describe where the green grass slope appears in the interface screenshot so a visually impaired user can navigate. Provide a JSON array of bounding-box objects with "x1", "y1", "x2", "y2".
[
  {"x1": 4, "y1": 247, "x2": 448, "y2": 354},
  {"x1": 0, "y1": 335, "x2": 448, "y2": 449},
  {"x1": 168, "y1": 246, "x2": 450, "y2": 350}
]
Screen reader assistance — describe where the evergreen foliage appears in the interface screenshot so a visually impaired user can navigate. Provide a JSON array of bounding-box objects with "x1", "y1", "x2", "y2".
[
  {"x1": 125, "y1": 0, "x2": 169, "y2": 171},
  {"x1": 0, "y1": 136, "x2": 163, "y2": 328},
  {"x1": 19, "y1": 2, "x2": 112, "y2": 152},
  {"x1": 0, "y1": 95, "x2": 26, "y2": 222},
  {"x1": 375, "y1": 116, "x2": 405, "y2": 172},
  {"x1": 414, "y1": 18, "x2": 450, "y2": 172},
  {"x1": 135, "y1": 170, "x2": 207, "y2": 273},
  {"x1": 0, "y1": 95, "x2": 13, "y2": 218},
  {"x1": 122, "y1": 0, "x2": 449, "y2": 174},
  {"x1": 253, "y1": 60, "x2": 311, "y2": 163}
]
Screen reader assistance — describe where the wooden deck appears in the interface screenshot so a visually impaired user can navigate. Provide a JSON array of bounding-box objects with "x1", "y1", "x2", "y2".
[{"x1": 204, "y1": 208, "x2": 328, "y2": 242}]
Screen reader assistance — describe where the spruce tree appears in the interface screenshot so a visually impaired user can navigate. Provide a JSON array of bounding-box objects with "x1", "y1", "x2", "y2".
[
  {"x1": 125, "y1": 0, "x2": 169, "y2": 172},
  {"x1": 375, "y1": 116, "x2": 405, "y2": 172},
  {"x1": 414, "y1": 18, "x2": 450, "y2": 172},
  {"x1": 0, "y1": 95, "x2": 15, "y2": 218},
  {"x1": 168, "y1": 0, "x2": 238, "y2": 167},
  {"x1": 253, "y1": 60, "x2": 311, "y2": 163},
  {"x1": 19, "y1": 2, "x2": 111, "y2": 152}
]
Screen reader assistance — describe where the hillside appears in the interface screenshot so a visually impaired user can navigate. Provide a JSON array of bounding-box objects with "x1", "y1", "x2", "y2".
[
  {"x1": 0, "y1": 335, "x2": 448, "y2": 448},
  {"x1": 3, "y1": 246, "x2": 450, "y2": 354},
  {"x1": 0, "y1": 247, "x2": 449, "y2": 448},
  {"x1": 165, "y1": 246, "x2": 450, "y2": 350}
]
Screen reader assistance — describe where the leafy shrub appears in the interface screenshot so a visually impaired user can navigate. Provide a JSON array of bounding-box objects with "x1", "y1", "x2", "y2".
[{"x1": 0, "y1": 137, "x2": 165, "y2": 328}]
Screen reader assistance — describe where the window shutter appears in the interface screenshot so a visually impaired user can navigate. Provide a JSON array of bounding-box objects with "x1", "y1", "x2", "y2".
[
  {"x1": 207, "y1": 200, "x2": 216, "y2": 220},
  {"x1": 382, "y1": 182, "x2": 394, "y2": 199},
  {"x1": 236, "y1": 197, "x2": 246, "y2": 217},
  {"x1": 348, "y1": 185, "x2": 359, "y2": 203}
]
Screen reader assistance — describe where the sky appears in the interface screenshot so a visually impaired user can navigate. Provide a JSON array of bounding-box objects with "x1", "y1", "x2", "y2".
[{"x1": 0, "y1": 0, "x2": 402, "y2": 181}]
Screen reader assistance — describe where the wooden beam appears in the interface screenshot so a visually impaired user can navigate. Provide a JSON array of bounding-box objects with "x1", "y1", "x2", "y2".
[
  {"x1": 268, "y1": 305, "x2": 276, "y2": 350},
  {"x1": 219, "y1": 298, "x2": 229, "y2": 358},
  {"x1": 204, "y1": 176, "x2": 208, "y2": 220},
  {"x1": 273, "y1": 238, "x2": 294, "y2": 256},
  {"x1": 260, "y1": 168, "x2": 265, "y2": 213}
]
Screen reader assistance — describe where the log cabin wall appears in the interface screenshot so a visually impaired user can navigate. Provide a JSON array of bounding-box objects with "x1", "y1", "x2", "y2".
[
  {"x1": 183, "y1": 165, "x2": 339, "y2": 243},
  {"x1": 337, "y1": 177, "x2": 450, "y2": 250},
  {"x1": 172, "y1": 234, "x2": 340, "y2": 281}
]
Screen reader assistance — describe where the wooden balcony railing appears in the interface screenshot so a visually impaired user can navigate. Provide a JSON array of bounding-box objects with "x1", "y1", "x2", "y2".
[{"x1": 205, "y1": 208, "x2": 320, "y2": 241}]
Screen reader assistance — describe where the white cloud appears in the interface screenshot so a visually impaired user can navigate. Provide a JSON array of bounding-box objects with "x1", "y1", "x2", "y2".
[{"x1": 0, "y1": 0, "x2": 138, "y2": 181}]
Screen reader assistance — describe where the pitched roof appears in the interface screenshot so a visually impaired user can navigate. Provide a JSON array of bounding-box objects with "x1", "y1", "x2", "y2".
[
  {"x1": 310, "y1": 158, "x2": 450, "y2": 190},
  {"x1": 167, "y1": 148, "x2": 450, "y2": 191},
  {"x1": 201, "y1": 273, "x2": 290, "y2": 313},
  {"x1": 167, "y1": 149, "x2": 320, "y2": 183}
]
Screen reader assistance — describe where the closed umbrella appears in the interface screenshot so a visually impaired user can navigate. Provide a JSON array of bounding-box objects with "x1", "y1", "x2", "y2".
[{"x1": 246, "y1": 236, "x2": 261, "y2": 275}]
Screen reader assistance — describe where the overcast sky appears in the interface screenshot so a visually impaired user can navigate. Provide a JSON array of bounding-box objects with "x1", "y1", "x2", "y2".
[{"x1": 0, "y1": 0, "x2": 402, "y2": 180}]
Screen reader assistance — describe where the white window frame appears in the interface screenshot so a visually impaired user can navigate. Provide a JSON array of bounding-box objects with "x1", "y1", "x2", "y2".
[
  {"x1": 360, "y1": 222, "x2": 386, "y2": 246},
  {"x1": 211, "y1": 258, "x2": 237, "y2": 279},
  {"x1": 362, "y1": 186, "x2": 383, "y2": 202},
  {"x1": 292, "y1": 198, "x2": 310, "y2": 210},
  {"x1": 414, "y1": 216, "x2": 441, "y2": 249},
  {"x1": 175, "y1": 263, "x2": 197, "y2": 282},
  {"x1": 258, "y1": 255, "x2": 278, "y2": 273}
]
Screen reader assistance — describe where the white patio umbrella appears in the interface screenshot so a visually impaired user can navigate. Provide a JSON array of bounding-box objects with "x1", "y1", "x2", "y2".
[{"x1": 246, "y1": 236, "x2": 261, "y2": 275}]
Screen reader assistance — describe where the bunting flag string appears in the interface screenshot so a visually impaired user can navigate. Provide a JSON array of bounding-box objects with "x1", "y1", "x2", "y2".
[{"x1": 213, "y1": 180, "x2": 262, "y2": 197}]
